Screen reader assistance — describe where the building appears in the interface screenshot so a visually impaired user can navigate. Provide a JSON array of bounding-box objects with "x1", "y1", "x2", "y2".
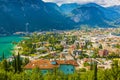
[
  {"x1": 98, "y1": 49, "x2": 109, "y2": 57},
  {"x1": 72, "y1": 50, "x2": 82, "y2": 56},
  {"x1": 24, "y1": 59, "x2": 79, "y2": 74}
]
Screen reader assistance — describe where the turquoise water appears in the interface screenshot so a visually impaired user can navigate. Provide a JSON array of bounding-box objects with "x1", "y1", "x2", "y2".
[
  {"x1": 0, "y1": 36, "x2": 23, "y2": 58},
  {"x1": 59, "y1": 64, "x2": 75, "y2": 74}
]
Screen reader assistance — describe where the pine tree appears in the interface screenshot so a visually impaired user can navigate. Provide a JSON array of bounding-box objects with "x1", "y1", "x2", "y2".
[
  {"x1": 12, "y1": 53, "x2": 22, "y2": 73},
  {"x1": 93, "y1": 61, "x2": 97, "y2": 80},
  {"x1": 13, "y1": 55, "x2": 17, "y2": 73},
  {"x1": 17, "y1": 52, "x2": 21, "y2": 72}
]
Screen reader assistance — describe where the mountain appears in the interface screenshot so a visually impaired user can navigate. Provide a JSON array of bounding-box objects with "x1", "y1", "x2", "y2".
[
  {"x1": 114, "y1": 18, "x2": 120, "y2": 25},
  {"x1": 69, "y1": 3, "x2": 120, "y2": 27},
  {"x1": 107, "y1": 5, "x2": 120, "y2": 14},
  {"x1": 60, "y1": 3, "x2": 79, "y2": 14},
  {"x1": 45, "y1": 2, "x2": 61, "y2": 12},
  {"x1": 78, "y1": 3, "x2": 119, "y2": 20},
  {"x1": 71, "y1": 6, "x2": 108, "y2": 27},
  {"x1": 60, "y1": 3, "x2": 120, "y2": 20},
  {"x1": 0, "y1": 1, "x2": 120, "y2": 34},
  {"x1": 0, "y1": 0, "x2": 75, "y2": 34}
]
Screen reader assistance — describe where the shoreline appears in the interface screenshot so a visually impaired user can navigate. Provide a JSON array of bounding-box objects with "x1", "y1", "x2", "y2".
[
  {"x1": 12, "y1": 45, "x2": 19, "y2": 56},
  {"x1": 0, "y1": 35, "x2": 24, "y2": 58},
  {"x1": 12, "y1": 36, "x2": 29, "y2": 56}
]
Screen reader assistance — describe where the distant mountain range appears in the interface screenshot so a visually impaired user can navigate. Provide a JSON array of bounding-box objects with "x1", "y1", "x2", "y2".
[
  {"x1": 0, "y1": 0, "x2": 120, "y2": 34},
  {"x1": 61, "y1": 3, "x2": 120, "y2": 27},
  {"x1": 108, "y1": 5, "x2": 120, "y2": 14}
]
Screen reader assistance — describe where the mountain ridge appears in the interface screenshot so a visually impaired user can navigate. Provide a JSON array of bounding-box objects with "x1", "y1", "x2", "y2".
[
  {"x1": 0, "y1": 0, "x2": 75, "y2": 34},
  {"x1": 0, "y1": 1, "x2": 120, "y2": 34}
]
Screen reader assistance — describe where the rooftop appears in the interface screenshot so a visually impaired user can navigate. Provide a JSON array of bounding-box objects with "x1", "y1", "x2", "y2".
[{"x1": 24, "y1": 59, "x2": 78, "y2": 69}]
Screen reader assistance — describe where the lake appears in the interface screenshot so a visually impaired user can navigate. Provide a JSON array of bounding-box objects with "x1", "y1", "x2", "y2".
[{"x1": 0, "y1": 35, "x2": 23, "y2": 58}]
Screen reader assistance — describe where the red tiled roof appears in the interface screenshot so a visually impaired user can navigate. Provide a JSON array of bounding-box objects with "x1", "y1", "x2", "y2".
[
  {"x1": 56, "y1": 60, "x2": 79, "y2": 66},
  {"x1": 24, "y1": 59, "x2": 78, "y2": 69},
  {"x1": 24, "y1": 59, "x2": 56, "y2": 69}
]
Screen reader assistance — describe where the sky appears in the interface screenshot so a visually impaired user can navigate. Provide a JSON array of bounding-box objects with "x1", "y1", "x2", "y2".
[{"x1": 43, "y1": 0, "x2": 120, "y2": 7}]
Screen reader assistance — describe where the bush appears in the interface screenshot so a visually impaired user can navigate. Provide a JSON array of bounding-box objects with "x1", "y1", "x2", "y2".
[{"x1": 79, "y1": 68, "x2": 86, "y2": 72}]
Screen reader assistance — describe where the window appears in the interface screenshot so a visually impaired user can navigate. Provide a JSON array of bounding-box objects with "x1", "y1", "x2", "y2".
[
  {"x1": 71, "y1": 69, "x2": 73, "y2": 71},
  {"x1": 67, "y1": 69, "x2": 69, "y2": 71}
]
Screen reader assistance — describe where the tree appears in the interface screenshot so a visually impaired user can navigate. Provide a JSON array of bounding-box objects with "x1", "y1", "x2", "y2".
[
  {"x1": 23, "y1": 58, "x2": 29, "y2": 66},
  {"x1": 1, "y1": 59, "x2": 9, "y2": 71},
  {"x1": 93, "y1": 61, "x2": 97, "y2": 80},
  {"x1": 76, "y1": 43, "x2": 80, "y2": 49},
  {"x1": 55, "y1": 45, "x2": 64, "y2": 52},
  {"x1": 99, "y1": 44, "x2": 103, "y2": 49},
  {"x1": 31, "y1": 67, "x2": 43, "y2": 80},
  {"x1": 12, "y1": 53, "x2": 22, "y2": 73},
  {"x1": 17, "y1": 52, "x2": 22, "y2": 72},
  {"x1": 90, "y1": 59, "x2": 93, "y2": 70},
  {"x1": 111, "y1": 60, "x2": 120, "y2": 80},
  {"x1": 13, "y1": 55, "x2": 17, "y2": 73}
]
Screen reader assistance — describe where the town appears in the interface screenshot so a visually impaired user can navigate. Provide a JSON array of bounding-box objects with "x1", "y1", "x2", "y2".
[
  {"x1": 0, "y1": 28, "x2": 119, "y2": 80},
  {"x1": 11, "y1": 28, "x2": 120, "y2": 74}
]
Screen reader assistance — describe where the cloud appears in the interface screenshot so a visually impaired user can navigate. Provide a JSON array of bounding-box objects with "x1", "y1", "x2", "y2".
[
  {"x1": 95, "y1": 0, "x2": 120, "y2": 6},
  {"x1": 43, "y1": 0, "x2": 120, "y2": 7}
]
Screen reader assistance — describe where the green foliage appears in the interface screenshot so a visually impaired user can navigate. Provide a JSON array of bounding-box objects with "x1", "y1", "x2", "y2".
[
  {"x1": 0, "y1": 62, "x2": 119, "y2": 80},
  {"x1": 93, "y1": 61, "x2": 97, "y2": 80},
  {"x1": 99, "y1": 44, "x2": 103, "y2": 49},
  {"x1": 115, "y1": 44, "x2": 120, "y2": 49},
  {"x1": 84, "y1": 62, "x2": 90, "y2": 67},
  {"x1": 17, "y1": 53, "x2": 22, "y2": 72},
  {"x1": 19, "y1": 33, "x2": 64, "y2": 55},
  {"x1": 79, "y1": 68, "x2": 86, "y2": 72},
  {"x1": 22, "y1": 58, "x2": 29, "y2": 66},
  {"x1": 1, "y1": 59, "x2": 10, "y2": 71},
  {"x1": 55, "y1": 44, "x2": 64, "y2": 52},
  {"x1": 12, "y1": 53, "x2": 22, "y2": 73},
  {"x1": 39, "y1": 49, "x2": 47, "y2": 54},
  {"x1": 108, "y1": 53, "x2": 120, "y2": 58},
  {"x1": 110, "y1": 60, "x2": 120, "y2": 80}
]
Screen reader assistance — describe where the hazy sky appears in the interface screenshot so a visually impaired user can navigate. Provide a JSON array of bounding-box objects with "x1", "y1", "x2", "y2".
[{"x1": 43, "y1": 0, "x2": 120, "y2": 7}]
